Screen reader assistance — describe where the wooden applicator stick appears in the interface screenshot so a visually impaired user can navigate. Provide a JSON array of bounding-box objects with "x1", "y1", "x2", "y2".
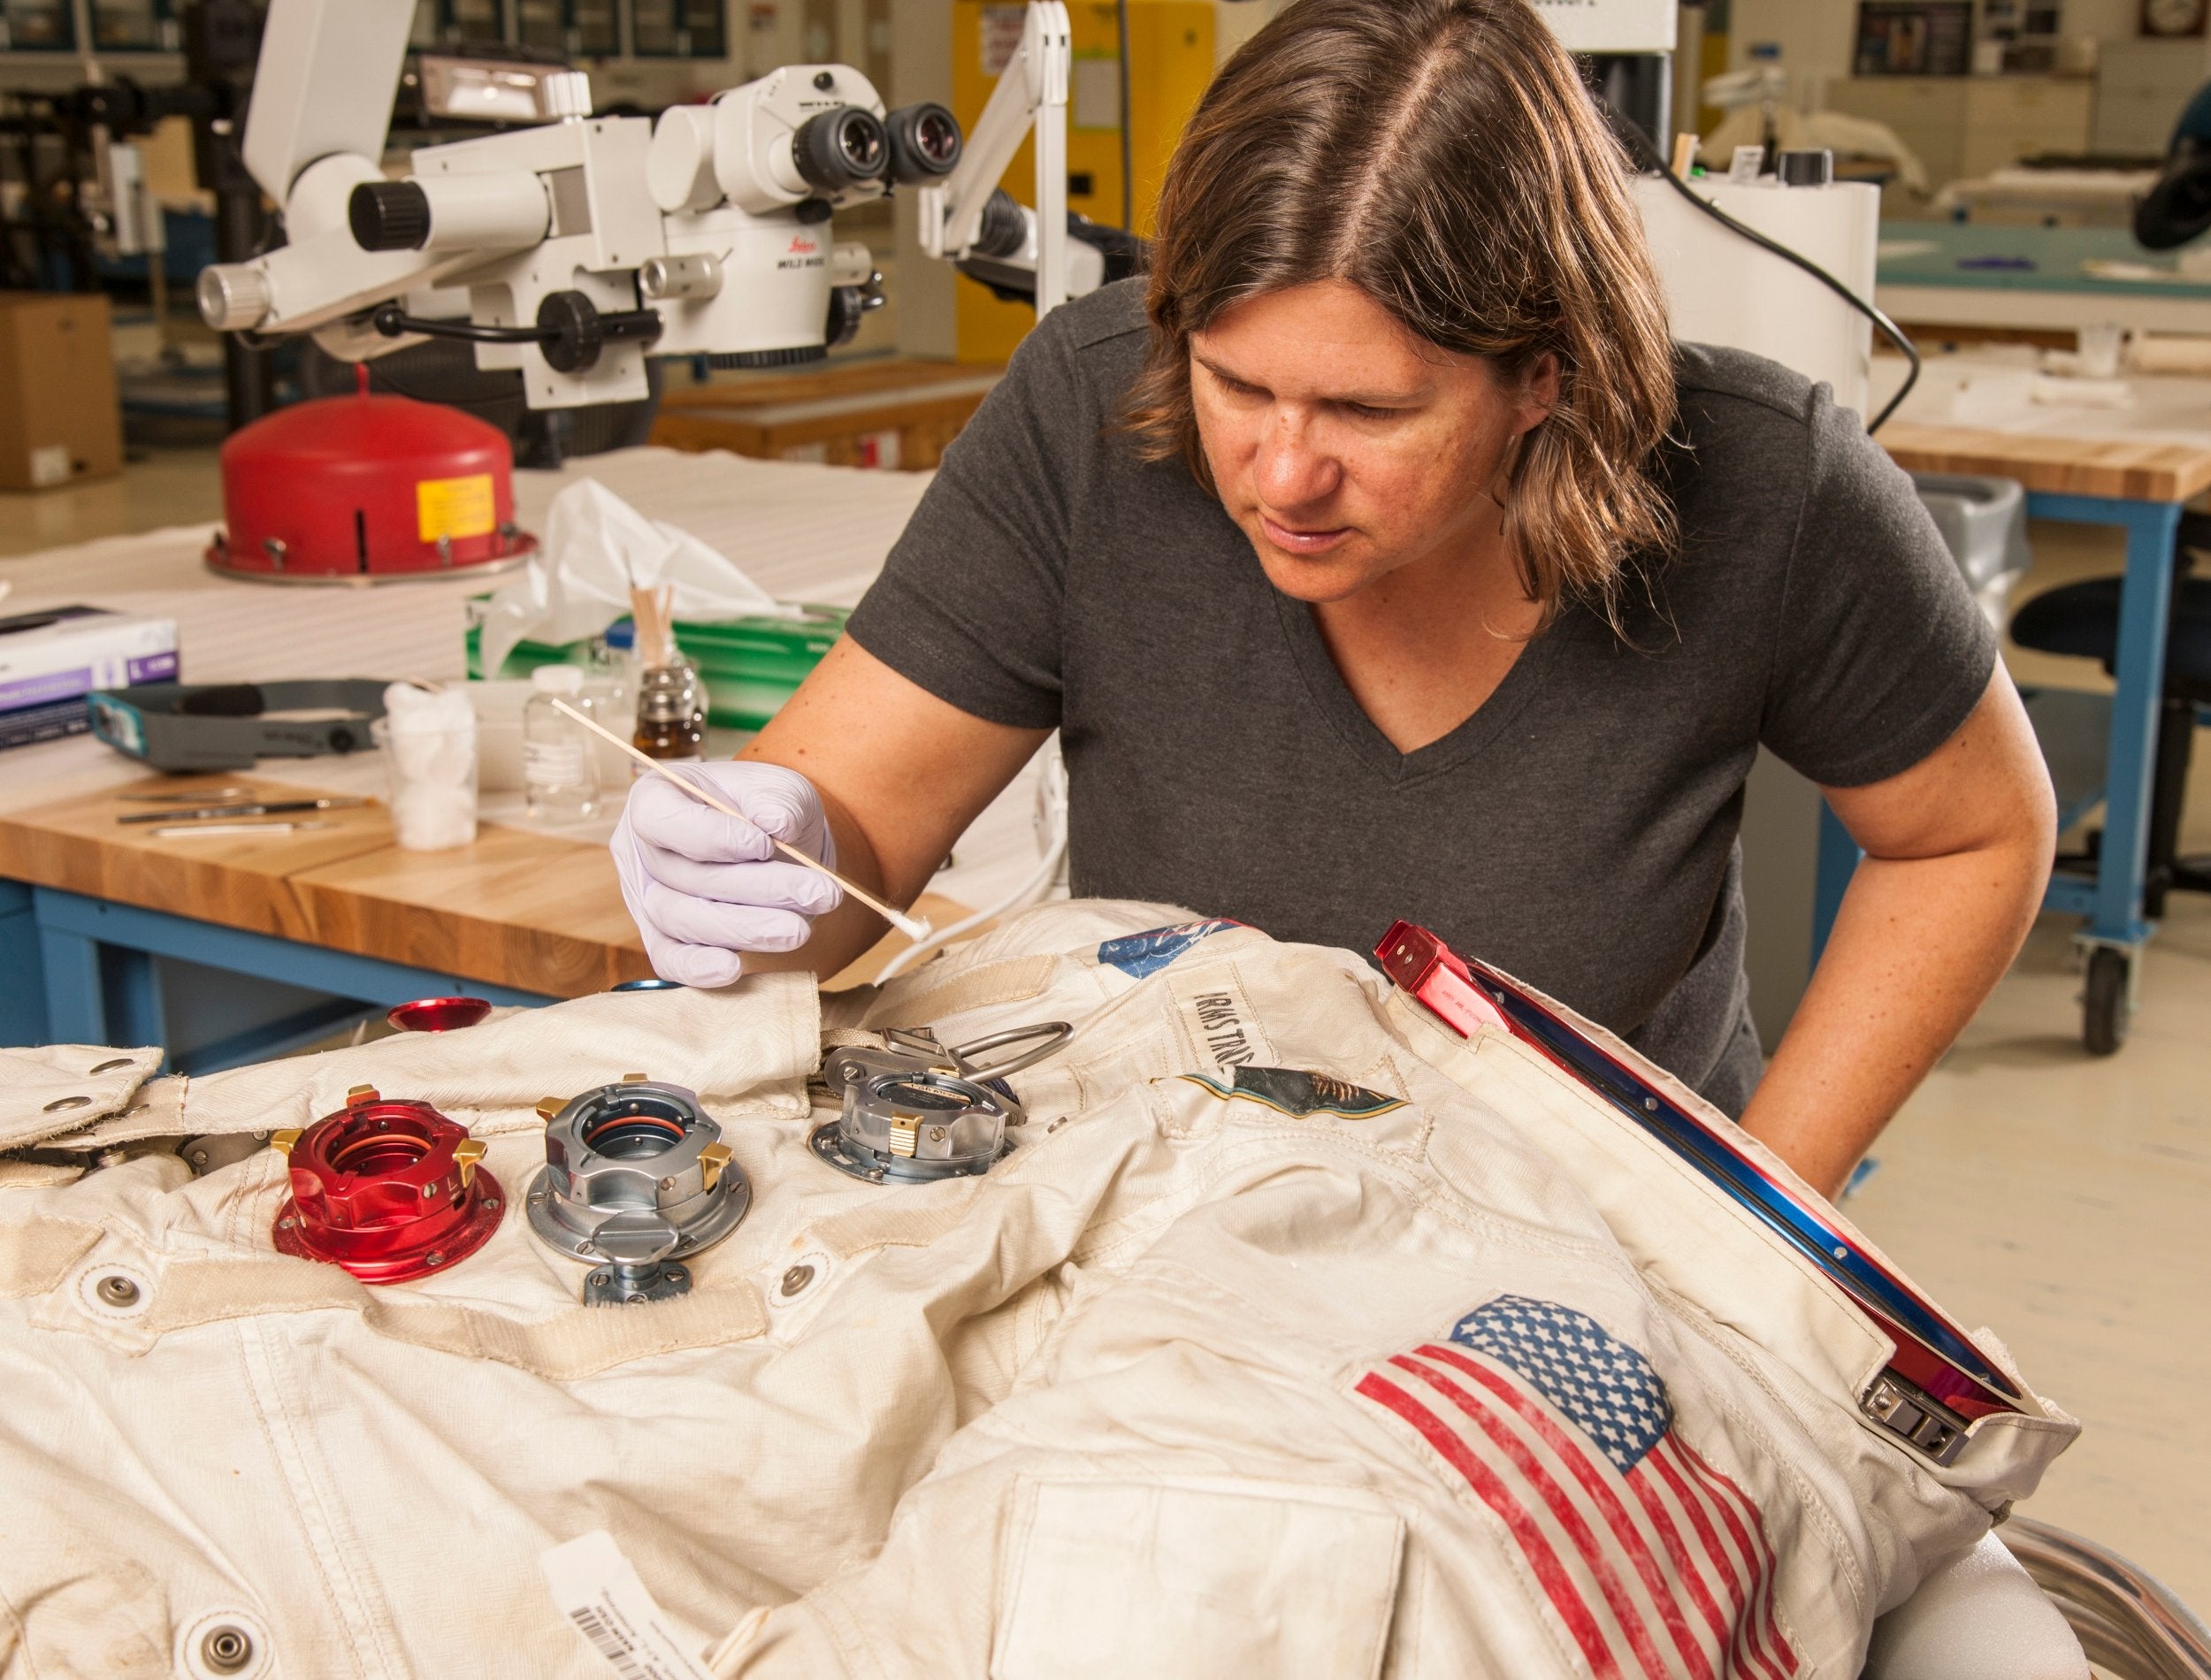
[{"x1": 550, "y1": 697, "x2": 932, "y2": 942}]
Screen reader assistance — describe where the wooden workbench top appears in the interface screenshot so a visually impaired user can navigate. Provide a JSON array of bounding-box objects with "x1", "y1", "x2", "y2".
[
  {"x1": 1872, "y1": 350, "x2": 2211, "y2": 504},
  {"x1": 0, "y1": 769, "x2": 970, "y2": 997},
  {"x1": 1878, "y1": 420, "x2": 2211, "y2": 504},
  {"x1": 0, "y1": 774, "x2": 656, "y2": 996}
]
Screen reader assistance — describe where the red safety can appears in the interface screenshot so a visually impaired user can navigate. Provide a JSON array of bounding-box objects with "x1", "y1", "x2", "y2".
[{"x1": 209, "y1": 369, "x2": 537, "y2": 582}]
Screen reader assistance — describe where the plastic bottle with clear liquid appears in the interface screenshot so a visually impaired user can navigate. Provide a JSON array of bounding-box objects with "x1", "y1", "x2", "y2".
[{"x1": 524, "y1": 664, "x2": 601, "y2": 821}]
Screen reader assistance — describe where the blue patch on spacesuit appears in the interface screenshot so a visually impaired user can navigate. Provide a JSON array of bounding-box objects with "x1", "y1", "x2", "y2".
[{"x1": 1096, "y1": 919, "x2": 1241, "y2": 979}]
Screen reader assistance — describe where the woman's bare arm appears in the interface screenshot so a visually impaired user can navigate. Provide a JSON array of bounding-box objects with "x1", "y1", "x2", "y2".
[
  {"x1": 735, "y1": 637, "x2": 1052, "y2": 976},
  {"x1": 1740, "y1": 667, "x2": 2055, "y2": 1198}
]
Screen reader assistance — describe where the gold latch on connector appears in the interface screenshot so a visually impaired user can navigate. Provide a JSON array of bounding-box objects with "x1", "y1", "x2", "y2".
[
  {"x1": 698, "y1": 1142, "x2": 731, "y2": 1192},
  {"x1": 452, "y1": 1137, "x2": 486, "y2": 1187}
]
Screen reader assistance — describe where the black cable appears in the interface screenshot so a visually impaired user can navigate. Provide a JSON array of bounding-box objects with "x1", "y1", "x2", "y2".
[
  {"x1": 1116, "y1": 0, "x2": 1134, "y2": 233},
  {"x1": 1616, "y1": 122, "x2": 1920, "y2": 432},
  {"x1": 371, "y1": 303, "x2": 549, "y2": 345}
]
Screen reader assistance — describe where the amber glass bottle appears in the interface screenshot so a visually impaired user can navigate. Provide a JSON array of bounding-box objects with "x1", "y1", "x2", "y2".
[{"x1": 632, "y1": 663, "x2": 706, "y2": 761}]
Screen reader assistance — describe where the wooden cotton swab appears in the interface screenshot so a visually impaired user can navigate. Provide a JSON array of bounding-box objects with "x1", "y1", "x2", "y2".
[{"x1": 550, "y1": 697, "x2": 932, "y2": 942}]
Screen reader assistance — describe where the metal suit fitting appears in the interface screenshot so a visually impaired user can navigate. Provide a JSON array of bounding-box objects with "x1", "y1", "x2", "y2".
[
  {"x1": 526, "y1": 1079, "x2": 748, "y2": 1305},
  {"x1": 809, "y1": 1022, "x2": 1069, "y2": 1185},
  {"x1": 385, "y1": 996, "x2": 493, "y2": 1033},
  {"x1": 269, "y1": 1087, "x2": 504, "y2": 1284}
]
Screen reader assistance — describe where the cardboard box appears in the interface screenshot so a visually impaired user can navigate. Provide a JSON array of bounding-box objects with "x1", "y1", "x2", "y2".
[
  {"x1": 0, "y1": 292, "x2": 123, "y2": 492},
  {"x1": 0, "y1": 604, "x2": 178, "y2": 750}
]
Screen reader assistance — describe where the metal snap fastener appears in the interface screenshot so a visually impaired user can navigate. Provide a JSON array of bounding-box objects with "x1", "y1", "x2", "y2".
[
  {"x1": 96, "y1": 1274, "x2": 141, "y2": 1309},
  {"x1": 89, "y1": 1057, "x2": 134, "y2": 1074},
  {"x1": 200, "y1": 1623, "x2": 254, "y2": 1675},
  {"x1": 780, "y1": 1263, "x2": 815, "y2": 1298},
  {"x1": 43, "y1": 1095, "x2": 93, "y2": 1112}
]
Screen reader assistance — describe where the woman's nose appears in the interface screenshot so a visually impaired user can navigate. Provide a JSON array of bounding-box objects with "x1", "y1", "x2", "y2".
[{"x1": 1252, "y1": 412, "x2": 1342, "y2": 509}]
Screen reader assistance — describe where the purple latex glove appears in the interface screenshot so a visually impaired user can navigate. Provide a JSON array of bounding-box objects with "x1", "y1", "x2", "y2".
[{"x1": 611, "y1": 761, "x2": 843, "y2": 988}]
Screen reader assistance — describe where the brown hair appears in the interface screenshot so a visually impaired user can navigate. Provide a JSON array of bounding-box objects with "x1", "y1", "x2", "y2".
[{"x1": 1123, "y1": 0, "x2": 1678, "y2": 628}]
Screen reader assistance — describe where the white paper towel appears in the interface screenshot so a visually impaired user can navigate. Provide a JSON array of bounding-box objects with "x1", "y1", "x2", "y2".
[{"x1": 477, "y1": 478, "x2": 800, "y2": 680}]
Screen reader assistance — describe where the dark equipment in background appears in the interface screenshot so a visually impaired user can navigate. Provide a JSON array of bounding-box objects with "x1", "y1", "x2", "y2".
[
  {"x1": 1582, "y1": 52, "x2": 1673, "y2": 161},
  {"x1": 2133, "y1": 80, "x2": 2211, "y2": 249},
  {"x1": 12, "y1": 10, "x2": 667, "y2": 438},
  {"x1": 0, "y1": 100, "x2": 111, "y2": 295},
  {"x1": 46, "y1": 0, "x2": 275, "y2": 426},
  {"x1": 0, "y1": 0, "x2": 261, "y2": 423}
]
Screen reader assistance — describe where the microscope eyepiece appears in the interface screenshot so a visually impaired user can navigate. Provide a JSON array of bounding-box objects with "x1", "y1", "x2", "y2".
[
  {"x1": 884, "y1": 102, "x2": 963, "y2": 183},
  {"x1": 792, "y1": 105, "x2": 889, "y2": 196}
]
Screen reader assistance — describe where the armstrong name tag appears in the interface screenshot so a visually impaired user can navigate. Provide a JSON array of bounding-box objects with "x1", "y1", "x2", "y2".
[
  {"x1": 1168, "y1": 970, "x2": 1277, "y2": 1072},
  {"x1": 1179, "y1": 1066, "x2": 1405, "y2": 1120}
]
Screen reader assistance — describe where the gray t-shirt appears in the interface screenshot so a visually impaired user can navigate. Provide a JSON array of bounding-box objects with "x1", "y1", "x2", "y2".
[{"x1": 846, "y1": 279, "x2": 1996, "y2": 1113}]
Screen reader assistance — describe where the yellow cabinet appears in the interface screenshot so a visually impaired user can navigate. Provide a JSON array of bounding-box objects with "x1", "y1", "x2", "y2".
[{"x1": 952, "y1": 0, "x2": 1215, "y2": 363}]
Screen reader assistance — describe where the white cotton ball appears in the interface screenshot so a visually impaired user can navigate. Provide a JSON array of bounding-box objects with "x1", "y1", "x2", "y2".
[
  {"x1": 379, "y1": 683, "x2": 479, "y2": 851},
  {"x1": 392, "y1": 783, "x2": 478, "y2": 851}
]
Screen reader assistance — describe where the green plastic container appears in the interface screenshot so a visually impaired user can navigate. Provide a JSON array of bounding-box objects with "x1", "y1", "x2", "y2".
[{"x1": 464, "y1": 603, "x2": 849, "y2": 731}]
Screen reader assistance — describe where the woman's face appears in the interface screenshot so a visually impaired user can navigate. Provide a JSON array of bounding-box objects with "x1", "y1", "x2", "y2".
[{"x1": 1190, "y1": 279, "x2": 1557, "y2": 606}]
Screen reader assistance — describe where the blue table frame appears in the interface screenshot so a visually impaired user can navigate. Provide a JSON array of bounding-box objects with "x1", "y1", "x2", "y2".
[
  {"x1": 4, "y1": 879, "x2": 553, "y2": 1074},
  {"x1": 1815, "y1": 490, "x2": 2183, "y2": 1001}
]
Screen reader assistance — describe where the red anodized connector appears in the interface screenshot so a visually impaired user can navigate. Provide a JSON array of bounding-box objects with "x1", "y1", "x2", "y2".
[{"x1": 271, "y1": 1087, "x2": 503, "y2": 1284}]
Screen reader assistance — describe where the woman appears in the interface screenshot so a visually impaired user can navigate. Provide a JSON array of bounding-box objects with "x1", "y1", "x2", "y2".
[{"x1": 610, "y1": 0, "x2": 2054, "y2": 1200}]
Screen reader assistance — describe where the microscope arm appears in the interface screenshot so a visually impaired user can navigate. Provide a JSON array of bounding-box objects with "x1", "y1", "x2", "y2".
[
  {"x1": 918, "y1": 1, "x2": 1072, "y2": 316},
  {"x1": 197, "y1": 0, "x2": 495, "y2": 337},
  {"x1": 239, "y1": 0, "x2": 416, "y2": 206}
]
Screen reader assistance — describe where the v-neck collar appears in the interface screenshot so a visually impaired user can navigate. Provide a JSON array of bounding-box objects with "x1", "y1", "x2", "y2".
[{"x1": 1272, "y1": 586, "x2": 1566, "y2": 786}]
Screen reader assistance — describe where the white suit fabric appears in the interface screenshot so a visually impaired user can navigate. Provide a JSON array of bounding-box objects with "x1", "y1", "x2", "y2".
[{"x1": 0, "y1": 902, "x2": 2077, "y2": 1678}]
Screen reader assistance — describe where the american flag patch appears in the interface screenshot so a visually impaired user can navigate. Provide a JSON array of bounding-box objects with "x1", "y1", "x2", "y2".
[{"x1": 1356, "y1": 1295, "x2": 1797, "y2": 1680}]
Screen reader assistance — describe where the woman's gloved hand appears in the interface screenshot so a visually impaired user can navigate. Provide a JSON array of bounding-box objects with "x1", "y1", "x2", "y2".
[{"x1": 610, "y1": 762, "x2": 844, "y2": 988}]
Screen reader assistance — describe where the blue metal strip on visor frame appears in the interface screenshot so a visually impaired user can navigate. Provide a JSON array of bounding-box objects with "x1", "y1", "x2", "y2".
[{"x1": 1375, "y1": 920, "x2": 2024, "y2": 1424}]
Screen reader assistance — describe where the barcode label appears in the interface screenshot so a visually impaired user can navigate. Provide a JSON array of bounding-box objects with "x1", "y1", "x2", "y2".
[
  {"x1": 572, "y1": 1605, "x2": 655, "y2": 1679},
  {"x1": 540, "y1": 1531, "x2": 715, "y2": 1680}
]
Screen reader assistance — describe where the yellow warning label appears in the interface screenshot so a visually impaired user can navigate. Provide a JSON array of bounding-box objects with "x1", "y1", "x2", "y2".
[{"x1": 417, "y1": 474, "x2": 496, "y2": 543}]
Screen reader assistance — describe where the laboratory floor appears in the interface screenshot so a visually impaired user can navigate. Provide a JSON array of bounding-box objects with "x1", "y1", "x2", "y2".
[
  {"x1": 0, "y1": 442, "x2": 223, "y2": 559},
  {"x1": 1854, "y1": 892, "x2": 2211, "y2": 1610},
  {"x1": 3, "y1": 457, "x2": 2207, "y2": 1614}
]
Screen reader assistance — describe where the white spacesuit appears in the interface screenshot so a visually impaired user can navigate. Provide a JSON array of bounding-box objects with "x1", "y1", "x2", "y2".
[{"x1": 0, "y1": 902, "x2": 2077, "y2": 1678}]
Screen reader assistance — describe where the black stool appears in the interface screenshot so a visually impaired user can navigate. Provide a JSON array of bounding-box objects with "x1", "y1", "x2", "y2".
[{"x1": 2010, "y1": 526, "x2": 2211, "y2": 930}]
